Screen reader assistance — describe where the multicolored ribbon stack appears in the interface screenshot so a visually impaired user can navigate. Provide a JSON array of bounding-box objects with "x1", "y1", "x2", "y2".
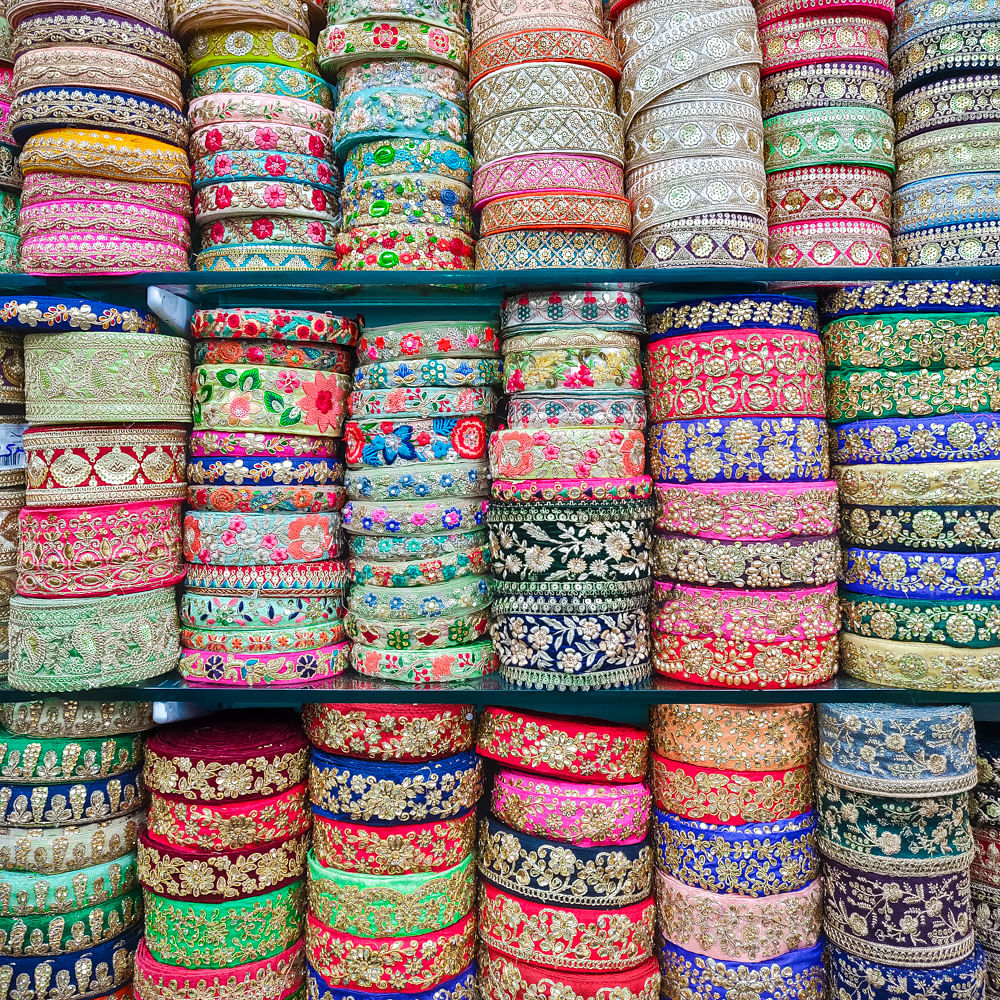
[
  {"x1": 7, "y1": 296, "x2": 188, "y2": 692},
  {"x1": 0, "y1": 4, "x2": 18, "y2": 271},
  {"x1": 10, "y1": 0, "x2": 191, "y2": 272},
  {"x1": 477, "y1": 707, "x2": 659, "y2": 1000},
  {"x1": 651, "y1": 704, "x2": 825, "y2": 998},
  {"x1": 184, "y1": 306, "x2": 355, "y2": 686},
  {"x1": 892, "y1": 0, "x2": 1000, "y2": 265},
  {"x1": 487, "y1": 289, "x2": 652, "y2": 690},
  {"x1": 0, "y1": 321, "x2": 22, "y2": 672},
  {"x1": 0, "y1": 697, "x2": 153, "y2": 1000},
  {"x1": 343, "y1": 320, "x2": 497, "y2": 683},
  {"x1": 317, "y1": 0, "x2": 474, "y2": 270},
  {"x1": 818, "y1": 703, "x2": 988, "y2": 997},
  {"x1": 760, "y1": 0, "x2": 895, "y2": 267},
  {"x1": 469, "y1": 0, "x2": 628, "y2": 269},
  {"x1": 611, "y1": 0, "x2": 767, "y2": 267},
  {"x1": 973, "y1": 724, "x2": 1000, "y2": 999},
  {"x1": 185, "y1": 19, "x2": 340, "y2": 271},
  {"x1": 822, "y1": 280, "x2": 1000, "y2": 692},
  {"x1": 648, "y1": 293, "x2": 840, "y2": 688},
  {"x1": 136, "y1": 712, "x2": 310, "y2": 1000},
  {"x1": 304, "y1": 703, "x2": 480, "y2": 999}
]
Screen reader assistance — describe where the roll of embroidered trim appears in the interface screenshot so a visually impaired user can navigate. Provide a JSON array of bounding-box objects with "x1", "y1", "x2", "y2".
[
  {"x1": 827, "y1": 944, "x2": 988, "y2": 1000},
  {"x1": 0, "y1": 700, "x2": 153, "y2": 738}
]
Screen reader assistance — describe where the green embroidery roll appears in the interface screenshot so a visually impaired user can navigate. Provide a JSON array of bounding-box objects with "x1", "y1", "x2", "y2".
[
  {"x1": 143, "y1": 881, "x2": 305, "y2": 969},
  {"x1": 0, "y1": 732, "x2": 142, "y2": 783},
  {"x1": 307, "y1": 852, "x2": 474, "y2": 937},
  {"x1": 0, "y1": 851, "x2": 138, "y2": 915}
]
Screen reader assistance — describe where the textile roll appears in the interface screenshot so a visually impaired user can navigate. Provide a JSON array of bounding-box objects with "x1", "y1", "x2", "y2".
[
  {"x1": 346, "y1": 459, "x2": 488, "y2": 500},
  {"x1": 478, "y1": 883, "x2": 655, "y2": 973},
  {"x1": 505, "y1": 394, "x2": 645, "y2": 430},
  {"x1": 0, "y1": 812, "x2": 140, "y2": 874},
  {"x1": 302, "y1": 703, "x2": 473, "y2": 761},
  {"x1": 350, "y1": 639, "x2": 496, "y2": 684},
  {"x1": 189, "y1": 430, "x2": 338, "y2": 459},
  {"x1": 501, "y1": 289, "x2": 644, "y2": 334},
  {"x1": 184, "y1": 560, "x2": 349, "y2": 597},
  {"x1": 186, "y1": 455, "x2": 344, "y2": 487},
  {"x1": 0, "y1": 731, "x2": 141, "y2": 782},
  {"x1": 310, "y1": 810, "x2": 476, "y2": 876},
  {"x1": 186, "y1": 27, "x2": 317, "y2": 73},
  {"x1": 839, "y1": 592, "x2": 1000, "y2": 648},
  {"x1": 488, "y1": 427, "x2": 645, "y2": 480},
  {"x1": 191, "y1": 308, "x2": 357, "y2": 344},
  {"x1": 348, "y1": 385, "x2": 498, "y2": 417},
  {"x1": 974, "y1": 728, "x2": 1000, "y2": 824},
  {"x1": 343, "y1": 498, "x2": 486, "y2": 538},
  {"x1": 476, "y1": 707, "x2": 648, "y2": 782},
  {"x1": 0, "y1": 851, "x2": 138, "y2": 916},
  {"x1": 0, "y1": 770, "x2": 144, "y2": 826},
  {"x1": 759, "y1": 14, "x2": 889, "y2": 72},
  {"x1": 477, "y1": 814, "x2": 653, "y2": 908},
  {"x1": 839, "y1": 501, "x2": 1000, "y2": 552},
  {"x1": 817, "y1": 703, "x2": 978, "y2": 796},
  {"x1": 841, "y1": 547, "x2": 1000, "y2": 599},
  {"x1": 491, "y1": 476, "x2": 652, "y2": 504},
  {"x1": 761, "y1": 61, "x2": 894, "y2": 118},
  {"x1": 476, "y1": 230, "x2": 627, "y2": 269},
  {"x1": 835, "y1": 459, "x2": 1000, "y2": 505},
  {"x1": 0, "y1": 701, "x2": 153, "y2": 738},
  {"x1": 344, "y1": 607, "x2": 491, "y2": 651},
  {"x1": 827, "y1": 945, "x2": 989, "y2": 1000},
  {"x1": 183, "y1": 511, "x2": 341, "y2": 566},
  {"x1": 358, "y1": 322, "x2": 498, "y2": 364},
  {"x1": 655, "y1": 869, "x2": 822, "y2": 963},
  {"x1": 490, "y1": 769, "x2": 650, "y2": 846}
]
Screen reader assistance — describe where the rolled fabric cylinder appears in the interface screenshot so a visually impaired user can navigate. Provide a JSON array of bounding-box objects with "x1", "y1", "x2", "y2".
[
  {"x1": 309, "y1": 749, "x2": 481, "y2": 824},
  {"x1": 653, "y1": 481, "x2": 838, "y2": 540},
  {"x1": 0, "y1": 850, "x2": 137, "y2": 918},
  {"x1": 20, "y1": 170, "x2": 190, "y2": 217},
  {"x1": 193, "y1": 181, "x2": 339, "y2": 226},
  {"x1": 189, "y1": 430, "x2": 337, "y2": 460},
  {"x1": 341, "y1": 177, "x2": 474, "y2": 235},
  {"x1": 302, "y1": 703, "x2": 472, "y2": 760},
  {"x1": 655, "y1": 868, "x2": 821, "y2": 962},
  {"x1": 17, "y1": 499, "x2": 183, "y2": 598},
  {"x1": 895, "y1": 75, "x2": 1000, "y2": 145},
  {"x1": 353, "y1": 358, "x2": 500, "y2": 391},
  {"x1": 974, "y1": 825, "x2": 1000, "y2": 888},
  {"x1": 840, "y1": 591, "x2": 1000, "y2": 648},
  {"x1": 478, "y1": 883, "x2": 654, "y2": 972},
  {"x1": 817, "y1": 779, "x2": 973, "y2": 874},
  {"x1": 836, "y1": 458, "x2": 1000, "y2": 505},
  {"x1": 0, "y1": 926, "x2": 140, "y2": 1000},
  {"x1": 179, "y1": 641, "x2": 348, "y2": 686},
  {"x1": 22, "y1": 328, "x2": 187, "y2": 423},
  {"x1": 487, "y1": 498, "x2": 653, "y2": 583},
  {"x1": 143, "y1": 881, "x2": 304, "y2": 968},
  {"x1": 189, "y1": 91, "x2": 333, "y2": 135},
  {"x1": 318, "y1": 20, "x2": 468, "y2": 72},
  {"x1": 895, "y1": 123, "x2": 1000, "y2": 189},
  {"x1": 147, "y1": 781, "x2": 309, "y2": 851},
  {"x1": 651, "y1": 754, "x2": 812, "y2": 824},
  {"x1": 335, "y1": 226, "x2": 474, "y2": 271},
  {"x1": 652, "y1": 533, "x2": 839, "y2": 587},
  {"x1": 186, "y1": 27, "x2": 316, "y2": 73},
  {"x1": 817, "y1": 703, "x2": 978, "y2": 795},
  {"x1": 491, "y1": 589, "x2": 650, "y2": 619},
  {"x1": 24, "y1": 424, "x2": 186, "y2": 506},
  {"x1": 306, "y1": 910, "x2": 474, "y2": 994},
  {"x1": 344, "y1": 461, "x2": 489, "y2": 504},
  {"x1": 842, "y1": 547, "x2": 1000, "y2": 598},
  {"x1": 21, "y1": 231, "x2": 190, "y2": 274},
  {"x1": 345, "y1": 607, "x2": 492, "y2": 650},
  {"x1": 501, "y1": 332, "x2": 640, "y2": 395},
  {"x1": 973, "y1": 727, "x2": 1000, "y2": 824},
  {"x1": 137, "y1": 826, "x2": 307, "y2": 901},
  {"x1": 627, "y1": 214, "x2": 769, "y2": 268},
  {"x1": 191, "y1": 366, "x2": 350, "y2": 438},
  {"x1": 763, "y1": 106, "x2": 894, "y2": 176},
  {"x1": 894, "y1": 220, "x2": 1000, "y2": 267},
  {"x1": 0, "y1": 701, "x2": 152, "y2": 738},
  {"x1": 308, "y1": 964, "x2": 474, "y2": 1000},
  {"x1": 310, "y1": 808, "x2": 475, "y2": 875},
  {"x1": 134, "y1": 938, "x2": 305, "y2": 1000},
  {"x1": 8, "y1": 587, "x2": 178, "y2": 692},
  {"x1": 827, "y1": 945, "x2": 988, "y2": 1000},
  {"x1": 180, "y1": 593, "x2": 340, "y2": 631},
  {"x1": 345, "y1": 576, "x2": 489, "y2": 622},
  {"x1": 893, "y1": 25, "x2": 1000, "y2": 95},
  {"x1": 358, "y1": 321, "x2": 497, "y2": 365},
  {"x1": 350, "y1": 641, "x2": 496, "y2": 684},
  {"x1": 476, "y1": 707, "x2": 647, "y2": 783},
  {"x1": 768, "y1": 165, "x2": 892, "y2": 231},
  {"x1": 469, "y1": 27, "x2": 619, "y2": 86},
  {"x1": 191, "y1": 308, "x2": 357, "y2": 344},
  {"x1": 659, "y1": 940, "x2": 825, "y2": 999},
  {"x1": 894, "y1": 172, "x2": 1000, "y2": 236},
  {"x1": 193, "y1": 151, "x2": 336, "y2": 190},
  {"x1": 469, "y1": 62, "x2": 614, "y2": 121},
  {"x1": 0, "y1": 812, "x2": 139, "y2": 874},
  {"x1": 649, "y1": 294, "x2": 815, "y2": 338},
  {"x1": 188, "y1": 480, "x2": 342, "y2": 511},
  {"x1": 190, "y1": 122, "x2": 331, "y2": 162},
  {"x1": 188, "y1": 64, "x2": 329, "y2": 104},
  {"x1": 187, "y1": 455, "x2": 343, "y2": 487},
  {"x1": 183, "y1": 510, "x2": 340, "y2": 566},
  {"x1": 761, "y1": 60, "x2": 894, "y2": 117},
  {"x1": 760, "y1": 14, "x2": 888, "y2": 72},
  {"x1": 339, "y1": 60, "x2": 467, "y2": 105},
  {"x1": 824, "y1": 856, "x2": 974, "y2": 966},
  {"x1": 479, "y1": 193, "x2": 631, "y2": 238},
  {"x1": 840, "y1": 501, "x2": 1000, "y2": 551},
  {"x1": 194, "y1": 244, "x2": 339, "y2": 272},
  {"x1": 307, "y1": 851, "x2": 473, "y2": 937},
  {"x1": 476, "y1": 230, "x2": 627, "y2": 270},
  {"x1": 491, "y1": 476, "x2": 651, "y2": 504},
  {"x1": 491, "y1": 768, "x2": 650, "y2": 846},
  {"x1": 478, "y1": 813, "x2": 652, "y2": 908},
  {"x1": 0, "y1": 732, "x2": 141, "y2": 782},
  {"x1": 346, "y1": 416, "x2": 488, "y2": 468},
  {"x1": 185, "y1": 559, "x2": 348, "y2": 597},
  {"x1": 651, "y1": 703, "x2": 814, "y2": 771},
  {"x1": 344, "y1": 498, "x2": 485, "y2": 537},
  {"x1": 18, "y1": 199, "x2": 190, "y2": 246},
  {"x1": 769, "y1": 219, "x2": 892, "y2": 267},
  {"x1": 648, "y1": 416, "x2": 829, "y2": 484},
  {"x1": 653, "y1": 581, "x2": 839, "y2": 642},
  {"x1": 488, "y1": 427, "x2": 644, "y2": 480},
  {"x1": 505, "y1": 394, "x2": 644, "y2": 430},
  {"x1": 646, "y1": 328, "x2": 824, "y2": 421},
  {"x1": 343, "y1": 138, "x2": 471, "y2": 188},
  {"x1": 0, "y1": 768, "x2": 143, "y2": 827},
  {"x1": 349, "y1": 387, "x2": 498, "y2": 421}
]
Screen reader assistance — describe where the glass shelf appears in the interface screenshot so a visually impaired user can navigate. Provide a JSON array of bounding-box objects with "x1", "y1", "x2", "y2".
[{"x1": 0, "y1": 673, "x2": 988, "y2": 709}]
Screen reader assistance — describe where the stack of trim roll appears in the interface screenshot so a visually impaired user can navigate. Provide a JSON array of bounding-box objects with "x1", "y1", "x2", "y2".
[
  {"x1": 184, "y1": 307, "x2": 355, "y2": 686},
  {"x1": 136, "y1": 711, "x2": 311, "y2": 1000},
  {"x1": 185, "y1": 23, "x2": 339, "y2": 272},
  {"x1": 318, "y1": 0, "x2": 475, "y2": 270},
  {"x1": 892, "y1": 0, "x2": 1000, "y2": 265},
  {"x1": 819, "y1": 703, "x2": 988, "y2": 997},
  {"x1": 343, "y1": 319, "x2": 498, "y2": 683},
  {"x1": 759, "y1": 0, "x2": 894, "y2": 267},
  {"x1": 0, "y1": 3, "x2": 17, "y2": 270},
  {"x1": 0, "y1": 698, "x2": 152, "y2": 1000},
  {"x1": 973, "y1": 724, "x2": 1000, "y2": 1000},
  {"x1": 611, "y1": 0, "x2": 767, "y2": 268},
  {"x1": 11, "y1": 0, "x2": 190, "y2": 272},
  {"x1": 8, "y1": 296, "x2": 187, "y2": 693},
  {"x1": 651, "y1": 704, "x2": 825, "y2": 998},
  {"x1": 477, "y1": 706, "x2": 659, "y2": 999},
  {"x1": 647, "y1": 293, "x2": 840, "y2": 689},
  {"x1": 487, "y1": 289, "x2": 653, "y2": 691},
  {"x1": 470, "y1": 0, "x2": 628, "y2": 269},
  {"x1": 822, "y1": 281, "x2": 1000, "y2": 692},
  {"x1": 304, "y1": 703, "x2": 480, "y2": 998}
]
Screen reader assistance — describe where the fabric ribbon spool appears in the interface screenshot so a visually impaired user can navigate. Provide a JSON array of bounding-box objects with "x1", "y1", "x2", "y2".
[
  {"x1": 827, "y1": 945, "x2": 988, "y2": 1000},
  {"x1": 183, "y1": 510, "x2": 341, "y2": 567},
  {"x1": 170, "y1": 0, "x2": 313, "y2": 43},
  {"x1": 835, "y1": 458, "x2": 1000, "y2": 505},
  {"x1": 0, "y1": 811, "x2": 140, "y2": 874},
  {"x1": 189, "y1": 120, "x2": 332, "y2": 161},
  {"x1": 0, "y1": 701, "x2": 153, "y2": 738},
  {"x1": 761, "y1": 60, "x2": 894, "y2": 118},
  {"x1": 184, "y1": 559, "x2": 349, "y2": 598},
  {"x1": 476, "y1": 230, "x2": 628, "y2": 269},
  {"x1": 841, "y1": 547, "x2": 1000, "y2": 599},
  {"x1": 759, "y1": 14, "x2": 888, "y2": 73},
  {"x1": 186, "y1": 27, "x2": 317, "y2": 74},
  {"x1": 839, "y1": 592, "x2": 1000, "y2": 649},
  {"x1": 358, "y1": 322, "x2": 498, "y2": 364},
  {"x1": 838, "y1": 500, "x2": 1000, "y2": 552},
  {"x1": 490, "y1": 768, "x2": 650, "y2": 846},
  {"x1": 817, "y1": 703, "x2": 978, "y2": 796},
  {"x1": 0, "y1": 769, "x2": 144, "y2": 827},
  {"x1": 0, "y1": 731, "x2": 141, "y2": 782},
  {"x1": 190, "y1": 308, "x2": 357, "y2": 344},
  {"x1": 318, "y1": 20, "x2": 468, "y2": 74},
  {"x1": 336, "y1": 226, "x2": 475, "y2": 272},
  {"x1": 490, "y1": 477, "x2": 652, "y2": 504},
  {"x1": 338, "y1": 61, "x2": 468, "y2": 107},
  {"x1": 186, "y1": 454, "x2": 345, "y2": 487},
  {"x1": 350, "y1": 641, "x2": 496, "y2": 684},
  {"x1": 352, "y1": 359, "x2": 500, "y2": 393}
]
